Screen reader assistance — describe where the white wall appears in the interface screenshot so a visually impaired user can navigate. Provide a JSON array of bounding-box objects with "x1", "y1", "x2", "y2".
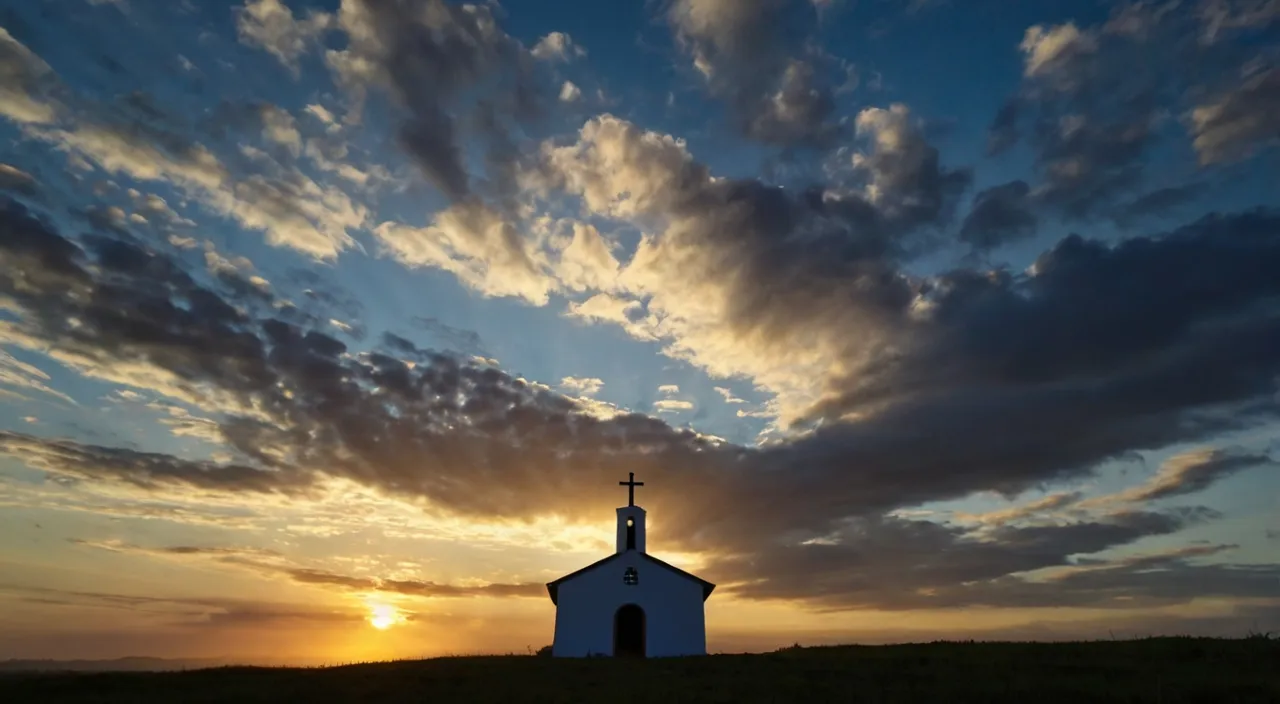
[{"x1": 552, "y1": 552, "x2": 706, "y2": 658}]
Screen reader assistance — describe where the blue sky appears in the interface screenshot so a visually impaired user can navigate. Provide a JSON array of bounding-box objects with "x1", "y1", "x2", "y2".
[{"x1": 0, "y1": 0, "x2": 1278, "y2": 661}]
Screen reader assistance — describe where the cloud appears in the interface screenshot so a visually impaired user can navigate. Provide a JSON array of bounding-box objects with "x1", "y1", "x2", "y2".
[
  {"x1": 0, "y1": 348, "x2": 74, "y2": 404},
  {"x1": 0, "y1": 33, "x2": 369, "y2": 261},
  {"x1": 851, "y1": 104, "x2": 972, "y2": 229},
  {"x1": 1, "y1": 431, "x2": 309, "y2": 494},
  {"x1": 1199, "y1": 0, "x2": 1280, "y2": 43},
  {"x1": 714, "y1": 387, "x2": 747, "y2": 404},
  {"x1": 373, "y1": 199, "x2": 556, "y2": 304},
  {"x1": 558, "y1": 81, "x2": 581, "y2": 103},
  {"x1": 531, "y1": 115, "x2": 707, "y2": 219},
  {"x1": 986, "y1": 99, "x2": 1020, "y2": 156},
  {"x1": 668, "y1": 0, "x2": 789, "y2": 81},
  {"x1": 0, "y1": 27, "x2": 61, "y2": 125},
  {"x1": 959, "y1": 180, "x2": 1037, "y2": 251},
  {"x1": 1, "y1": 584, "x2": 368, "y2": 630},
  {"x1": 1020, "y1": 23, "x2": 1097, "y2": 78},
  {"x1": 408, "y1": 317, "x2": 487, "y2": 358},
  {"x1": 276, "y1": 565, "x2": 545, "y2": 599},
  {"x1": 0, "y1": 194, "x2": 716, "y2": 517},
  {"x1": 527, "y1": 114, "x2": 963, "y2": 423},
  {"x1": 563, "y1": 293, "x2": 657, "y2": 340},
  {"x1": 125, "y1": 189, "x2": 196, "y2": 228},
  {"x1": 703, "y1": 509, "x2": 1263, "y2": 610},
  {"x1": 654, "y1": 399, "x2": 694, "y2": 413},
  {"x1": 234, "y1": 0, "x2": 332, "y2": 75},
  {"x1": 994, "y1": 8, "x2": 1279, "y2": 220},
  {"x1": 530, "y1": 32, "x2": 584, "y2": 62},
  {"x1": 746, "y1": 58, "x2": 839, "y2": 147},
  {"x1": 258, "y1": 104, "x2": 302, "y2": 156},
  {"x1": 1111, "y1": 183, "x2": 1205, "y2": 226},
  {"x1": 549, "y1": 220, "x2": 621, "y2": 293},
  {"x1": 666, "y1": 0, "x2": 842, "y2": 146},
  {"x1": 322, "y1": 0, "x2": 550, "y2": 202},
  {"x1": 0, "y1": 163, "x2": 38, "y2": 196},
  {"x1": 1189, "y1": 67, "x2": 1280, "y2": 165},
  {"x1": 1096, "y1": 448, "x2": 1273, "y2": 504},
  {"x1": 69, "y1": 539, "x2": 280, "y2": 558},
  {"x1": 559, "y1": 377, "x2": 604, "y2": 397},
  {"x1": 525, "y1": 123, "x2": 1280, "y2": 573},
  {"x1": 957, "y1": 491, "x2": 1085, "y2": 526},
  {"x1": 70, "y1": 539, "x2": 546, "y2": 599},
  {"x1": 992, "y1": 18, "x2": 1157, "y2": 217},
  {"x1": 303, "y1": 103, "x2": 338, "y2": 129}
]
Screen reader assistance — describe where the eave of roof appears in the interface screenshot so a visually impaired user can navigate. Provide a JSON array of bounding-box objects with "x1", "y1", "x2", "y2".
[{"x1": 545, "y1": 551, "x2": 716, "y2": 605}]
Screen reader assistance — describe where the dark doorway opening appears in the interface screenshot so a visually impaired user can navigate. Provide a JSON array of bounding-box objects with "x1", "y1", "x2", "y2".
[{"x1": 613, "y1": 604, "x2": 646, "y2": 658}]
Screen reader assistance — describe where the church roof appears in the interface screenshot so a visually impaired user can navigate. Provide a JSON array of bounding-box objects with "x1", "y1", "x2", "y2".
[{"x1": 545, "y1": 552, "x2": 716, "y2": 605}]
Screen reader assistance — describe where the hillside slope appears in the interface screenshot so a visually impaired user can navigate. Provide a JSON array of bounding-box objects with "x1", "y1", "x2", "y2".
[{"x1": 3, "y1": 637, "x2": 1277, "y2": 703}]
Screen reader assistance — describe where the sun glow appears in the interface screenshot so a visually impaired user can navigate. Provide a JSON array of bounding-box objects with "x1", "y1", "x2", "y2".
[{"x1": 367, "y1": 602, "x2": 405, "y2": 630}]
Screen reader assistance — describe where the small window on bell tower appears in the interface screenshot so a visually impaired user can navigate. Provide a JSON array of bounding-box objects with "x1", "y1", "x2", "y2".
[
  {"x1": 623, "y1": 567, "x2": 638, "y2": 585},
  {"x1": 625, "y1": 516, "x2": 636, "y2": 551}
]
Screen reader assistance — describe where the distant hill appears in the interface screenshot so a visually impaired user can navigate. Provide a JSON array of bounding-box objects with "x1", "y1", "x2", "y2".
[
  {"x1": 2, "y1": 637, "x2": 1278, "y2": 703},
  {"x1": 0, "y1": 656, "x2": 322, "y2": 672}
]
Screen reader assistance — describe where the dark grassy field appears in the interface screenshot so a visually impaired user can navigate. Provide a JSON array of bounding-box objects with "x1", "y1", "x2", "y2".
[{"x1": 3, "y1": 637, "x2": 1278, "y2": 703}]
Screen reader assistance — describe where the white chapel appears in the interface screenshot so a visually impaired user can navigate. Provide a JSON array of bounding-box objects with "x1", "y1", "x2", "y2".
[{"x1": 546, "y1": 473, "x2": 715, "y2": 658}]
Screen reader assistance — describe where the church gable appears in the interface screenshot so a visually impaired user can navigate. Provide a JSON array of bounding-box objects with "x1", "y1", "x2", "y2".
[{"x1": 545, "y1": 552, "x2": 715, "y2": 605}]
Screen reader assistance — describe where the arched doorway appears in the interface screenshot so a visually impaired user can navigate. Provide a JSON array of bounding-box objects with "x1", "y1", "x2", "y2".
[{"x1": 613, "y1": 604, "x2": 645, "y2": 658}]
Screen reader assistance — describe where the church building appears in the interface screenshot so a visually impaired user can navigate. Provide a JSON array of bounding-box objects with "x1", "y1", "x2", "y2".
[{"x1": 546, "y1": 473, "x2": 715, "y2": 658}]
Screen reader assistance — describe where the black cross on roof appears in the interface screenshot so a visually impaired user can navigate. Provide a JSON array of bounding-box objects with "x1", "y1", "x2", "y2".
[{"x1": 619, "y1": 472, "x2": 644, "y2": 506}]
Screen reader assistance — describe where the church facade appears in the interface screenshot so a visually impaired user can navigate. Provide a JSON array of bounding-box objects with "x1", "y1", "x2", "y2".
[{"x1": 546, "y1": 473, "x2": 714, "y2": 658}]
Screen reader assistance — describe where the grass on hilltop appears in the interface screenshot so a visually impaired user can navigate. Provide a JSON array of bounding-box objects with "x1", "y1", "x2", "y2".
[{"x1": 2, "y1": 635, "x2": 1278, "y2": 703}]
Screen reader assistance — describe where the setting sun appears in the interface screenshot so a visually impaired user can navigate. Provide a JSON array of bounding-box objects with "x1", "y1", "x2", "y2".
[{"x1": 367, "y1": 604, "x2": 404, "y2": 631}]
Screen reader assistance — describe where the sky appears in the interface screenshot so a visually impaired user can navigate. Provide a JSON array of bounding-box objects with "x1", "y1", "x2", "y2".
[{"x1": 0, "y1": 0, "x2": 1278, "y2": 663}]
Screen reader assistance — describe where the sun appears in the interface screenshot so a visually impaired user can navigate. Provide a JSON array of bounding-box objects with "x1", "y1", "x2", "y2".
[{"x1": 367, "y1": 603, "x2": 404, "y2": 631}]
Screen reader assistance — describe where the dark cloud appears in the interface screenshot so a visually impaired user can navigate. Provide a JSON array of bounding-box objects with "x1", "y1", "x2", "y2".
[
  {"x1": 959, "y1": 180, "x2": 1036, "y2": 251},
  {"x1": 1, "y1": 431, "x2": 309, "y2": 494},
  {"x1": 67, "y1": 540, "x2": 282, "y2": 558},
  {"x1": 67, "y1": 539, "x2": 545, "y2": 600},
  {"x1": 743, "y1": 58, "x2": 840, "y2": 147},
  {"x1": 704, "y1": 510, "x2": 1253, "y2": 609},
  {"x1": 409, "y1": 316, "x2": 488, "y2": 359},
  {"x1": 986, "y1": 98, "x2": 1020, "y2": 156},
  {"x1": 325, "y1": 0, "x2": 548, "y2": 201},
  {"x1": 851, "y1": 104, "x2": 973, "y2": 232},
  {"x1": 281, "y1": 266, "x2": 366, "y2": 334},
  {"x1": 810, "y1": 208, "x2": 1280, "y2": 415},
  {"x1": 1031, "y1": 112, "x2": 1157, "y2": 219},
  {"x1": 267, "y1": 562, "x2": 540, "y2": 598},
  {"x1": 0, "y1": 585, "x2": 366, "y2": 629},
  {"x1": 666, "y1": 0, "x2": 845, "y2": 147},
  {"x1": 1111, "y1": 183, "x2": 1206, "y2": 227},
  {"x1": 989, "y1": 7, "x2": 1276, "y2": 220}
]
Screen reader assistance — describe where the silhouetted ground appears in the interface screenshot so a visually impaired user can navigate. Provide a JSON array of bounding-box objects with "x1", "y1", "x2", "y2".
[{"x1": 3, "y1": 637, "x2": 1278, "y2": 703}]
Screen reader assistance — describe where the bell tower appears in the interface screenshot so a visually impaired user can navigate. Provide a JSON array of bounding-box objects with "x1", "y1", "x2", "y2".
[{"x1": 615, "y1": 472, "x2": 646, "y2": 554}]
